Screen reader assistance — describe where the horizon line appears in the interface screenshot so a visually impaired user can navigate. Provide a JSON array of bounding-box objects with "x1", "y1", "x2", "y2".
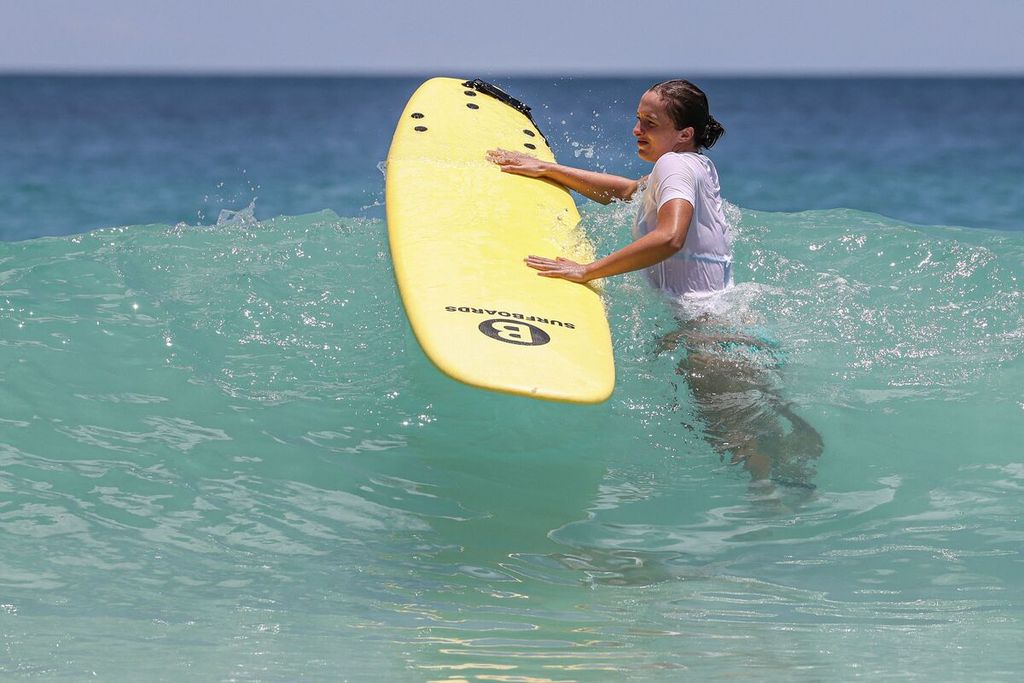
[{"x1": 2, "y1": 67, "x2": 1023, "y2": 80}]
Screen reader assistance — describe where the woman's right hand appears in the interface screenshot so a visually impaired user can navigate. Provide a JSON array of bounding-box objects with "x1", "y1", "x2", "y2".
[{"x1": 486, "y1": 148, "x2": 551, "y2": 178}]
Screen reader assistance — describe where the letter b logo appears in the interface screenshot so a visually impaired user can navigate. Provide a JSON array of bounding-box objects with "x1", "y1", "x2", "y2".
[{"x1": 478, "y1": 318, "x2": 550, "y2": 346}]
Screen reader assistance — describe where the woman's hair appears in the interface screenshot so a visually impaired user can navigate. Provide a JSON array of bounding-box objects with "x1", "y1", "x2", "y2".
[{"x1": 648, "y1": 79, "x2": 725, "y2": 150}]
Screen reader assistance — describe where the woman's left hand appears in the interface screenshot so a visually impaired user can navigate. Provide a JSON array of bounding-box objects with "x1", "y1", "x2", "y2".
[{"x1": 525, "y1": 255, "x2": 592, "y2": 283}]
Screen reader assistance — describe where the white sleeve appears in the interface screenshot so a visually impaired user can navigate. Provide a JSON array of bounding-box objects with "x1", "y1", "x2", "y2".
[{"x1": 654, "y1": 155, "x2": 697, "y2": 210}]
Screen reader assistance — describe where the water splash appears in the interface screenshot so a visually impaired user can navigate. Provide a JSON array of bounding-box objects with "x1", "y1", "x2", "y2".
[
  {"x1": 1, "y1": 206, "x2": 1022, "y2": 680},
  {"x1": 215, "y1": 198, "x2": 259, "y2": 228}
]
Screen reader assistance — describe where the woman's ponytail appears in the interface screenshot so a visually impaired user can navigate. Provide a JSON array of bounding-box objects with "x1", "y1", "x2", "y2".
[{"x1": 701, "y1": 115, "x2": 725, "y2": 149}]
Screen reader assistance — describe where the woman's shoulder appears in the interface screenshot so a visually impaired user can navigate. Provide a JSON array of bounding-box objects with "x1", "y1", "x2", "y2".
[
  {"x1": 652, "y1": 153, "x2": 715, "y2": 190},
  {"x1": 654, "y1": 151, "x2": 712, "y2": 175}
]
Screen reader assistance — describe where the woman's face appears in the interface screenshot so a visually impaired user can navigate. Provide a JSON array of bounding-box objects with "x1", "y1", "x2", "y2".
[{"x1": 633, "y1": 90, "x2": 695, "y2": 162}]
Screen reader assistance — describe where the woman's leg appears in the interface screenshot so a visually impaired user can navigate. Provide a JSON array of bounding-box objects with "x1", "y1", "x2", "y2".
[{"x1": 670, "y1": 320, "x2": 823, "y2": 488}]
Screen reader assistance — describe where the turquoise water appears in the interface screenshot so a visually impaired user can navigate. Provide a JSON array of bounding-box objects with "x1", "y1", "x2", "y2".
[
  {"x1": 3, "y1": 202, "x2": 1022, "y2": 680},
  {"x1": 2, "y1": 77, "x2": 1023, "y2": 680}
]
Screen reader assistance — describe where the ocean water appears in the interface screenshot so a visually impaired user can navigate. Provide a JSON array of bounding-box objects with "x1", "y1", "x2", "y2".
[{"x1": 1, "y1": 76, "x2": 1022, "y2": 681}]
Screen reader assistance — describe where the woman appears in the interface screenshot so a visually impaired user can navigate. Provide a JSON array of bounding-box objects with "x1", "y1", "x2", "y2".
[
  {"x1": 487, "y1": 79, "x2": 731, "y2": 296},
  {"x1": 490, "y1": 80, "x2": 822, "y2": 490}
]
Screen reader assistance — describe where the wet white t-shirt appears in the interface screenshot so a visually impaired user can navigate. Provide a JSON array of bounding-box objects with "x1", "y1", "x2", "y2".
[{"x1": 633, "y1": 152, "x2": 732, "y2": 296}]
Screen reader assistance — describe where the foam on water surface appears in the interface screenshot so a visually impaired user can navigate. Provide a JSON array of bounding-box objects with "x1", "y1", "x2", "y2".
[{"x1": 1, "y1": 201, "x2": 1022, "y2": 680}]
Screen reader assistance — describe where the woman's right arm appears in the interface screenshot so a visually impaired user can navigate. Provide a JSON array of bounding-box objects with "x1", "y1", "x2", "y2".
[{"x1": 487, "y1": 149, "x2": 640, "y2": 205}]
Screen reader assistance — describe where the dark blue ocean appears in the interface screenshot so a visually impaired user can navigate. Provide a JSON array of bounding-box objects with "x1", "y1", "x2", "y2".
[
  {"x1": 4, "y1": 76, "x2": 1024, "y2": 240},
  {"x1": 1, "y1": 76, "x2": 1022, "y2": 681}
]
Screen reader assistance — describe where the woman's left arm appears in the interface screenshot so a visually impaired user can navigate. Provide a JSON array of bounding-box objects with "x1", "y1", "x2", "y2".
[{"x1": 525, "y1": 199, "x2": 693, "y2": 282}]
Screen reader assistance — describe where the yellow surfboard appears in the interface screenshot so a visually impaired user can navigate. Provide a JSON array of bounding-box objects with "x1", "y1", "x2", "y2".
[{"x1": 385, "y1": 78, "x2": 615, "y2": 403}]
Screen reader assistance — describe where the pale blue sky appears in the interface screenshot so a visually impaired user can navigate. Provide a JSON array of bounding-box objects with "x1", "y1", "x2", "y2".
[{"x1": 1, "y1": 0, "x2": 1021, "y2": 75}]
